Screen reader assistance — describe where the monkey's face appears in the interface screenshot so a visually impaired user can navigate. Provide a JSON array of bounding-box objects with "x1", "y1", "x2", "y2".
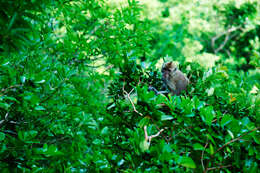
[{"x1": 161, "y1": 62, "x2": 177, "y2": 79}]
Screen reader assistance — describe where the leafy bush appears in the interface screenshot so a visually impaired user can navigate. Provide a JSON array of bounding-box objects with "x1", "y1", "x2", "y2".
[
  {"x1": 105, "y1": 61, "x2": 259, "y2": 172},
  {"x1": 215, "y1": 1, "x2": 260, "y2": 70},
  {"x1": 0, "y1": 0, "x2": 259, "y2": 172}
]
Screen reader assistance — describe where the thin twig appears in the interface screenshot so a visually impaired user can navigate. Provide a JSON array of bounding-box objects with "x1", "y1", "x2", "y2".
[
  {"x1": 122, "y1": 84, "x2": 143, "y2": 116},
  {"x1": 150, "y1": 118, "x2": 169, "y2": 143},
  {"x1": 202, "y1": 127, "x2": 259, "y2": 172},
  {"x1": 9, "y1": 121, "x2": 28, "y2": 124},
  {"x1": 207, "y1": 164, "x2": 232, "y2": 171},
  {"x1": 173, "y1": 126, "x2": 193, "y2": 138},
  {"x1": 124, "y1": 90, "x2": 143, "y2": 116},
  {"x1": 215, "y1": 32, "x2": 230, "y2": 53},
  {"x1": 215, "y1": 127, "x2": 259, "y2": 154},
  {"x1": 211, "y1": 26, "x2": 242, "y2": 54},
  {"x1": 0, "y1": 84, "x2": 22, "y2": 96},
  {"x1": 201, "y1": 137, "x2": 209, "y2": 173},
  {"x1": 144, "y1": 125, "x2": 165, "y2": 144}
]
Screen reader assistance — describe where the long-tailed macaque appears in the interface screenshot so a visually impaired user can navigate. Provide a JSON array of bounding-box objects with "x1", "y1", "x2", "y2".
[{"x1": 149, "y1": 62, "x2": 189, "y2": 96}]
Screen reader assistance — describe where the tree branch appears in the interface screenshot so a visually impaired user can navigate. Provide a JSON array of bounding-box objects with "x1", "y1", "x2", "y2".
[
  {"x1": 122, "y1": 85, "x2": 143, "y2": 116},
  {"x1": 0, "y1": 84, "x2": 22, "y2": 96},
  {"x1": 206, "y1": 164, "x2": 232, "y2": 171},
  {"x1": 211, "y1": 26, "x2": 242, "y2": 54},
  {"x1": 144, "y1": 125, "x2": 165, "y2": 144},
  {"x1": 201, "y1": 137, "x2": 209, "y2": 173},
  {"x1": 215, "y1": 127, "x2": 259, "y2": 154}
]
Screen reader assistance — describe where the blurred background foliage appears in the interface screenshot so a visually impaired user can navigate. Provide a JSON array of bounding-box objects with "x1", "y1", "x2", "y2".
[{"x1": 0, "y1": 0, "x2": 259, "y2": 172}]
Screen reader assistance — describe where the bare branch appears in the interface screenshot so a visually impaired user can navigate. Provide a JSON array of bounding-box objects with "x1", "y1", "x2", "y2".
[
  {"x1": 144, "y1": 125, "x2": 165, "y2": 144},
  {"x1": 201, "y1": 137, "x2": 209, "y2": 173},
  {"x1": 215, "y1": 32, "x2": 230, "y2": 53},
  {"x1": 122, "y1": 84, "x2": 143, "y2": 116},
  {"x1": 150, "y1": 118, "x2": 170, "y2": 143},
  {"x1": 150, "y1": 129, "x2": 165, "y2": 139},
  {"x1": 211, "y1": 26, "x2": 242, "y2": 54},
  {"x1": 207, "y1": 164, "x2": 232, "y2": 171}
]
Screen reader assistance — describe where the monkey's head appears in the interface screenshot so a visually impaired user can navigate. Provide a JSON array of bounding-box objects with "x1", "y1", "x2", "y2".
[{"x1": 161, "y1": 61, "x2": 177, "y2": 79}]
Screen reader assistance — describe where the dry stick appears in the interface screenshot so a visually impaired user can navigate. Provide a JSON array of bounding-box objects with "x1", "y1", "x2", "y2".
[
  {"x1": 122, "y1": 84, "x2": 168, "y2": 142},
  {"x1": 211, "y1": 26, "x2": 242, "y2": 54},
  {"x1": 207, "y1": 164, "x2": 232, "y2": 171},
  {"x1": 144, "y1": 125, "x2": 164, "y2": 144},
  {"x1": 122, "y1": 85, "x2": 143, "y2": 116},
  {"x1": 150, "y1": 118, "x2": 169, "y2": 143},
  {"x1": 215, "y1": 32, "x2": 230, "y2": 53},
  {"x1": 201, "y1": 137, "x2": 209, "y2": 173}
]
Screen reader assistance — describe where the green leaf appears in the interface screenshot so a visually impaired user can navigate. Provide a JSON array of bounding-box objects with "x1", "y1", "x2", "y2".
[
  {"x1": 8, "y1": 12, "x2": 17, "y2": 30},
  {"x1": 252, "y1": 133, "x2": 260, "y2": 144},
  {"x1": 0, "y1": 103, "x2": 10, "y2": 110},
  {"x1": 140, "y1": 140, "x2": 150, "y2": 152},
  {"x1": 0, "y1": 132, "x2": 5, "y2": 141},
  {"x1": 209, "y1": 143, "x2": 214, "y2": 155},
  {"x1": 227, "y1": 129, "x2": 234, "y2": 139},
  {"x1": 178, "y1": 156, "x2": 196, "y2": 168},
  {"x1": 18, "y1": 131, "x2": 24, "y2": 141},
  {"x1": 4, "y1": 96, "x2": 19, "y2": 103},
  {"x1": 193, "y1": 143, "x2": 204, "y2": 150},
  {"x1": 200, "y1": 106, "x2": 215, "y2": 126},
  {"x1": 35, "y1": 106, "x2": 45, "y2": 111},
  {"x1": 101, "y1": 127, "x2": 109, "y2": 136},
  {"x1": 24, "y1": 93, "x2": 40, "y2": 105},
  {"x1": 35, "y1": 79, "x2": 46, "y2": 84},
  {"x1": 185, "y1": 113, "x2": 195, "y2": 117},
  {"x1": 117, "y1": 159, "x2": 125, "y2": 166},
  {"x1": 138, "y1": 117, "x2": 150, "y2": 127},
  {"x1": 161, "y1": 115, "x2": 174, "y2": 121},
  {"x1": 221, "y1": 114, "x2": 233, "y2": 127},
  {"x1": 18, "y1": 130, "x2": 38, "y2": 141},
  {"x1": 45, "y1": 145, "x2": 63, "y2": 156},
  {"x1": 21, "y1": 76, "x2": 26, "y2": 83},
  {"x1": 27, "y1": 130, "x2": 38, "y2": 138},
  {"x1": 206, "y1": 87, "x2": 214, "y2": 96},
  {"x1": 206, "y1": 134, "x2": 216, "y2": 145}
]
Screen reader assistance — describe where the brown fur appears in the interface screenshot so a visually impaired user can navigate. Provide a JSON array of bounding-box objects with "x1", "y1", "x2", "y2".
[{"x1": 161, "y1": 62, "x2": 189, "y2": 95}]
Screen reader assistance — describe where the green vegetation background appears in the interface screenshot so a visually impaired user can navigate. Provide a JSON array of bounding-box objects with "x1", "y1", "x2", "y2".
[{"x1": 0, "y1": 0, "x2": 259, "y2": 172}]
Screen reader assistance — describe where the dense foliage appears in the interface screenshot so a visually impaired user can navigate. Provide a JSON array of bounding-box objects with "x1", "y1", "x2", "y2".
[{"x1": 0, "y1": 0, "x2": 259, "y2": 172}]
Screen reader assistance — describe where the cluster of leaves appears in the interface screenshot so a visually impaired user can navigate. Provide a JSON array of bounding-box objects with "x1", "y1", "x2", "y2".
[
  {"x1": 215, "y1": 1, "x2": 260, "y2": 70},
  {"x1": 105, "y1": 61, "x2": 259, "y2": 172},
  {"x1": 0, "y1": 0, "x2": 51, "y2": 51},
  {"x1": 0, "y1": 49, "x2": 108, "y2": 171},
  {"x1": 0, "y1": 0, "x2": 152, "y2": 171},
  {"x1": 142, "y1": 0, "x2": 260, "y2": 70}
]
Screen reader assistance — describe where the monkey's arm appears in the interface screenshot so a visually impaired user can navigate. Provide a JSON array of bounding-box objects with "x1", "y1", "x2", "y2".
[{"x1": 148, "y1": 86, "x2": 169, "y2": 95}]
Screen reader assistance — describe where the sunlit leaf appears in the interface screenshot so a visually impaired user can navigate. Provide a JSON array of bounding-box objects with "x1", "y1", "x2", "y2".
[{"x1": 178, "y1": 156, "x2": 196, "y2": 168}]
